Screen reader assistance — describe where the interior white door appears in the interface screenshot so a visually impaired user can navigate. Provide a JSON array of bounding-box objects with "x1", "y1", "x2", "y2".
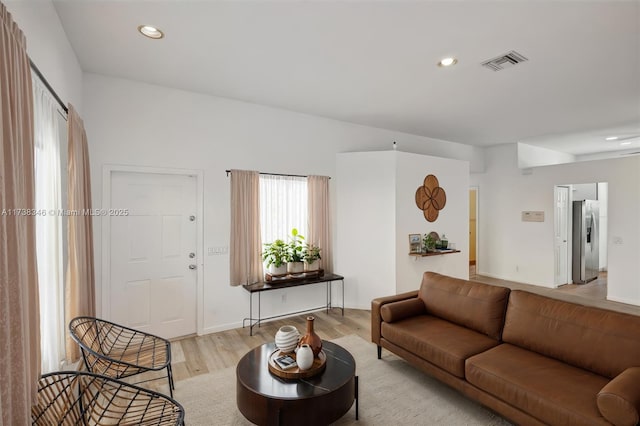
[
  {"x1": 108, "y1": 172, "x2": 197, "y2": 338},
  {"x1": 554, "y1": 186, "x2": 570, "y2": 286}
]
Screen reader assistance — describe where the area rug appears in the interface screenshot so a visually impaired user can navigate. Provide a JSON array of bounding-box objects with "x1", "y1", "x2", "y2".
[{"x1": 173, "y1": 334, "x2": 512, "y2": 425}]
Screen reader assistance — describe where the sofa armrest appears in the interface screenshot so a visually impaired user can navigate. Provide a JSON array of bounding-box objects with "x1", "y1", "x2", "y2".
[
  {"x1": 371, "y1": 291, "x2": 419, "y2": 345},
  {"x1": 381, "y1": 298, "x2": 427, "y2": 323},
  {"x1": 597, "y1": 367, "x2": 640, "y2": 426}
]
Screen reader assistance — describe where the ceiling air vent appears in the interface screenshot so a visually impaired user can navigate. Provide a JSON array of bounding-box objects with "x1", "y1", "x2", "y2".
[{"x1": 481, "y1": 50, "x2": 528, "y2": 71}]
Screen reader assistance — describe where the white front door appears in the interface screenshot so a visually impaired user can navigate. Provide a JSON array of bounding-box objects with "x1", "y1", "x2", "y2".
[
  {"x1": 554, "y1": 186, "x2": 570, "y2": 286},
  {"x1": 108, "y1": 171, "x2": 197, "y2": 338}
]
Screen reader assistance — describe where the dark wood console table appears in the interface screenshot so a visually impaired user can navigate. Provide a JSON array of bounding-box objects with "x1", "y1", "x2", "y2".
[{"x1": 242, "y1": 273, "x2": 345, "y2": 336}]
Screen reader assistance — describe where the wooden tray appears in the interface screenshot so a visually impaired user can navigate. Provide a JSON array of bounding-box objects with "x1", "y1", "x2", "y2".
[
  {"x1": 268, "y1": 349, "x2": 327, "y2": 379},
  {"x1": 265, "y1": 269, "x2": 324, "y2": 282}
]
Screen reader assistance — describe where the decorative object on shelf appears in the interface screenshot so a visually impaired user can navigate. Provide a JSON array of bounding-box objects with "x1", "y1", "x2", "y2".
[
  {"x1": 299, "y1": 315, "x2": 323, "y2": 357},
  {"x1": 275, "y1": 325, "x2": 300, "y2": 353},
  {"x1": 286, "y1": 228, "x2": 305, "y2": 274},
  {"x1": 296, "y1": 344, "x2": 314, "y2": 370},
  {"x1": 302, "y1": 243, "x2": 322, "y2": 271},
  {"x1": 415, "y1": 174, "x2": 447, "y2": 222},
  {"x1": 409, "y1": 234, "x2": 422, "y2": 253},
  {"x1": 262, "y1": 239, "x2": 288, "y2": 276},
  {"x1": 440, "y1": 234, "x2": 449, "y2": 249},
  {"x1": 423, "y1": 232, "x2": 438, "y2": 252}
]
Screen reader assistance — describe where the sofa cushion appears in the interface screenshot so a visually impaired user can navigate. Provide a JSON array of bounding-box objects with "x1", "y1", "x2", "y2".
[
  {"x1": 503, "y1": 290, "x2": 640, "y2": 378},
  {"x1": 381, "y1": 315, "x2": 500, "y2": 378},
  {"x1": 466, "y1": 343, "x2": 610, "y2": 426},
  {"x1": 380, "y1": 298, "x2": 427, "y2": 323},
  {"x1": 597, "y1": 367, "x2": 640, "y2": 426},
  {"x1": 418, "y1": 272, "x2": 510, "y2": 340}
]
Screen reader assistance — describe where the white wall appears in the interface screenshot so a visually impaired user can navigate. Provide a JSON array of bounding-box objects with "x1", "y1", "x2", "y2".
[
  {"x1": 83, "y1": 73, "x2": 478, "y2": 333},
  {"x1": 6, "y1": 0, "x2": 83, "y2": 112},
  {"x1": 336, "y1": 152, "x2": 396, "y2": 308},
  {"x1": 598, "y1": 182, "x2": 608, "y2": 270},
  {"x1": 471, "y1": 144, "x2": 640, "y2": 305},
  {"x1": 336, "y1": 151, "x2": 469, "y2": 307},
  {"x1": 394, "y1": 152, "x2": 469, "y2": 293},
  {"x1": 517, "y1": 142, "x2": 576, "y2": 168},
  {"x1": 572, "y1": 183, "x2": 597, "y2": 200}
]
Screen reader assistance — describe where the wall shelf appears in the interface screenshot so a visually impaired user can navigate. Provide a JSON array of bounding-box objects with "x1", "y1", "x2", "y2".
[{"x1": 409, "y1": 250, "x2": 461, "y2": 257}]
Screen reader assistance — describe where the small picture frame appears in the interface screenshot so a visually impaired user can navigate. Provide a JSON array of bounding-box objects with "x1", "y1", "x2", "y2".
[{"x1": 409, "y1": 234, "x2": 422, "y2": 253}]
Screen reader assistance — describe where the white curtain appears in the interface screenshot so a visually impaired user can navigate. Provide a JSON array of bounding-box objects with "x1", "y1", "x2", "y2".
[
  {"x1": 308, "y1": 175, "x2": 332, "y2": 273},
  {"x1": 260, "y1": 175, "x2": 308, "y2": 246},
  {"x1": 32, "y1": 76, "x2": 65, "y2": 373}
]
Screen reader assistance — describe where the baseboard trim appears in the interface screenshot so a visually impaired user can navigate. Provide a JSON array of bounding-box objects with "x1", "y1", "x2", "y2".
[
  {"x1": 607, "y1": 295, "x2": 640, "y2": 307},
  {"x1": 474, "y1": 271, "x2": 555, "y2": 289},
  {"x1": 201, "y1": 321, "x2": 244, "y2": 336}
]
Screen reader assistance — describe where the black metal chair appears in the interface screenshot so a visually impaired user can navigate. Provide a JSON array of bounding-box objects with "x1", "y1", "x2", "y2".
[
  {"x1": 69, "y1": 316, "x2": 175, "y2": 397},
  {"x1": 32, "y1": 371, "x2": 184, "y2": 425}
]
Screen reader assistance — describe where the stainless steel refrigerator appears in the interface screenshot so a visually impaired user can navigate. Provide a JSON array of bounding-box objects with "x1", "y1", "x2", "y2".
[{"x1": 572, "y1": 200, "x2": 599, "y2": 284}]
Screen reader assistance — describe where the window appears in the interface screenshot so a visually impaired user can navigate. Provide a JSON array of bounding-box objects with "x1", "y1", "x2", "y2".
[
  {"x1": 33, "y1": 76, "x2": 66, "y2": 372},
  {"x1": 259, "y1": 175, "x2": 308, "y2": 245},
  {"x1": 229, "y1": 170, "x2": 331, "y2": 285}
]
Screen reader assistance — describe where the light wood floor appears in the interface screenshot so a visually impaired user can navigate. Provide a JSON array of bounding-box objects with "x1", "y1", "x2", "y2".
[
  {"x1": 165, "y1": 309, "x2": 371, "y2": 383},
  {"x1": 161, "y1": 269, "x2": 638, "y2": 387}
]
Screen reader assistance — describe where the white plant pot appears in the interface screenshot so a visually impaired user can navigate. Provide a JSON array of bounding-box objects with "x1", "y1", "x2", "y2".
[
  {"x1": 296, "y1": 344, "x2": 314, "y2": 370},
  {"x1": 287, "y1": 262, "x2": 304, "y2": 274},
  {"x1": 275, "y1": 326, "x2": 300, "y2": 354},
  {"x1": 268, "y1": 264, "x2": 287, "y2": 276},
  {"x1": 304, "y1": 260, "x2": 318, "y2": 272}
]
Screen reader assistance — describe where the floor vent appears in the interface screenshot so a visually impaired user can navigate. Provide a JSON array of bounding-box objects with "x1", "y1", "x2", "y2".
[{"x1": 481, "y1": 50, "x2": 528, "y2": 71}]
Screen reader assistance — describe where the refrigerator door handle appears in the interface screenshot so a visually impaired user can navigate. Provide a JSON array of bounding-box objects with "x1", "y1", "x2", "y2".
[{"x1": 590, "y1": 211, "x2": 597, "y2": 252}]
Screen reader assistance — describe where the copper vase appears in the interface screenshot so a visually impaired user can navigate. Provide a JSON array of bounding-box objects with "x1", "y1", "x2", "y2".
[{"x1": 299, "y1": 316, "x2": 322, "y2": 357}]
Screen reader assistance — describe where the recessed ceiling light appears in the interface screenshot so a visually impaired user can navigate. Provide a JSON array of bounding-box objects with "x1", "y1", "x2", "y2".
[
  {"x1": 621, "y1": 141, "x2": 632, "y2": 146},
  {"x1": 138, "y1": 25, "x2": 164, "y2": 39},
  {"x1": 605, "y1": 136, "x2": 619, "y2": 141},
  {"x1": 438, "y1": 57, "x2": 458, "y2": 67}
]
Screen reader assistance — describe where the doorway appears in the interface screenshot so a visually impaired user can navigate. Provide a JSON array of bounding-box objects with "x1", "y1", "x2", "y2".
[
  {"x1": 103, "y1": 167, "x2": 202, "y2": 338},
  {"x1": 554, "y1": 182, "x2": 608, "y2": 293},
  {"x1": 553, "y1": 186, "x2": 570, "y2": 286},
  {"x1": 469, "y1": 187, "x2": 478, "y2": 277}
]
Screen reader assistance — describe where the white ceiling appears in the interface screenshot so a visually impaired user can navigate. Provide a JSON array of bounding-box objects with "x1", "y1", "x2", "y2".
[{"x1": 52, "y1": 0, "x2": 640, "y2": 152}]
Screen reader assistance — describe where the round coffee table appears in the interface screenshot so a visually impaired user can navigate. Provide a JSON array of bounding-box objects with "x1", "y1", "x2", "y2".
[{"x1": 236, "y1": 341, "x2": 358, "y2": 425}]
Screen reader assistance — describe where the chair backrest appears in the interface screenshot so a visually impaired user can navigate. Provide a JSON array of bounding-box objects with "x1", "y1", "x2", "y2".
[
  {"x1": 32, "y1": 372, "x2": 83, "y2": 425},
  {"x1": 69, "y1": 316, "x2": 103, "y2": 353},
  {"x1": 32, "y1": 371, "x2": 185, "y2": 425}
]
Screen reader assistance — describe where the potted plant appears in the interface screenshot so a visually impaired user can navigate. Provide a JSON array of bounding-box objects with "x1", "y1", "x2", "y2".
[
  {"x1": 286, "y1": 228, "x2": 305, "y2": 274},
  {"x1": 262, "y1": 239, "x2": 288, "y2": 276},
  {"x1": 302, "y1": 243, "x2": 322, "y2": 271},
  {"x1": 423, "y1": 233, "x2": 436, "y2": 252}
]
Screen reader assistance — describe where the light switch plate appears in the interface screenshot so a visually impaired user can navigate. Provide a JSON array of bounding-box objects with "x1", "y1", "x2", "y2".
[{"x1": 522, "y1": 211, "x2": 544, "y2": 222}]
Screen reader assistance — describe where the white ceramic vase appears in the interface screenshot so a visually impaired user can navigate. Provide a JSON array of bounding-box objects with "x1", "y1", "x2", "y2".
[
  {"x1": 287, "y1": 261, "x2": 304, "y2": 274},
  {"x1": 296, "y1": 344, "x2": 314, "y2": 371},
  {"x1": 275, "y1": 325, "x2": 299, "y2": 353},
  {"x1": 268, "y1": 264, "x2": 287, "y2": 276},
  {"x1": 304, "y1": 260, "x2": 318, "y2": 272}
]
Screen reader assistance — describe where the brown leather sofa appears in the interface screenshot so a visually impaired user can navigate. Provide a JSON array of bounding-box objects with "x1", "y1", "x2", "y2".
[{"x1": 372, "y1": 272, "x2": 640, "y2": 426}]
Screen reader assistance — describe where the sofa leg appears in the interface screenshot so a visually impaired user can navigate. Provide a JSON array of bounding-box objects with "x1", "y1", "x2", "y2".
[{"x1": 377, "y1": 345, "x2": 382, "y2": 359}]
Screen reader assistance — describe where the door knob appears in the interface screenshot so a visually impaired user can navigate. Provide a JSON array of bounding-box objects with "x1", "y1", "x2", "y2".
[{"x1": 189, "y1": 264, "x2": 197, "y2": 270}]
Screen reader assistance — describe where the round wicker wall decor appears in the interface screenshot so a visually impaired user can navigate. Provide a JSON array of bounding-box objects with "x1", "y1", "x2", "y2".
[{"x1": 415, "y1": 174, "x2": 446, "y2": 222}]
